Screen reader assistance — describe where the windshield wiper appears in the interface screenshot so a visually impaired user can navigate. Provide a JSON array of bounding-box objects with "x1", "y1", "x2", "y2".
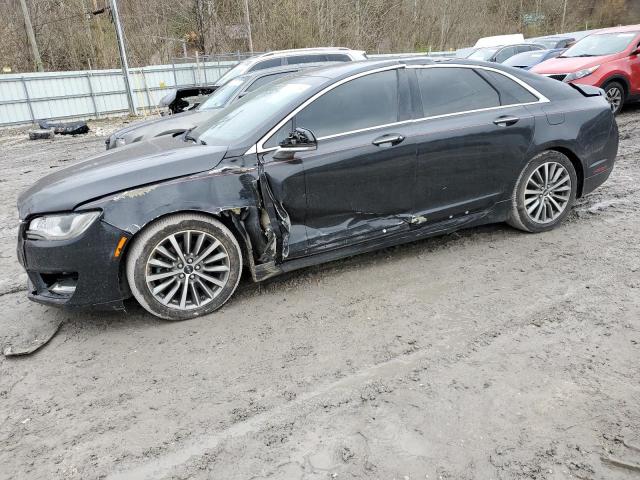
[
  {"x1": 183, "y1": 127, "x2": 205, "y2": 145},
  {"x1": 184, "y1": 132, "x2": 198, "y2": 143}
]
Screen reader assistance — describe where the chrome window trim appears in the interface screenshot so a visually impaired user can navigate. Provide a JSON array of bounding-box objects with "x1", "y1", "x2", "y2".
[{"x1": 246, "y1": 63, "x2": 550, "y2": 155}]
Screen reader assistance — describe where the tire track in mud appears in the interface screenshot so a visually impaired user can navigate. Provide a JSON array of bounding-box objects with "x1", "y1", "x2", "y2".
[{"x1": 107, "y1": 267, "x2": 633, "y2": 480}]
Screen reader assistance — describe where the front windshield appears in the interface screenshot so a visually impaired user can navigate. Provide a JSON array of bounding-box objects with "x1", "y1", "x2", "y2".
[
  {"x1": 561, "y1": 32, "x2": 638, "y2": 57},
  {"x1": 467, "y1": 47, "x2": 498, "y2": 60},
  {"x1": 193, "y1": 76, "x2": 321, "y2": 146},
  {"x1": 198, "y1": 78, "x2": 246, "y2": 110},
  {"x1": 214, "y1": 61, "x2": 252, "y2": 86}
]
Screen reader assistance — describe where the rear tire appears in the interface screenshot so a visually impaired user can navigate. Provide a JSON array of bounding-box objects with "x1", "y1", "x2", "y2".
[
  {"x1": 507, "y1": 151, "x2": 577, "y2": 233},
  {"x1": 603, "y1": 80, "x2": 625, "y2": 115},
  {"x1": 126, "y1": 213, "x2": 242, "y2": 320}
]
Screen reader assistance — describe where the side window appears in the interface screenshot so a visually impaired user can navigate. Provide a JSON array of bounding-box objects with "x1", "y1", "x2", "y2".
[
  {"x1": 248, "y1": 58, "x2": 282, "y2": 72},
  {"x1": 494, "y1": 46, "x2": 516, "y2": 63},
  {"x1": 415, "y1": 67, "x2": 499, "y2": 116},
  {"x1": 294, "y1": 69, "x2": 399, "y2": 138},
  {"x1": 477, "y1": 70, "x2": 538, "y2": 105},
  {"x1": 287, "y1": 54, "x2": 326, "y2": 64},
  {"x1": 516, "y1": 45, "x2": 531, "y2": 53},
  {"x1": 264, "y1": 120, "x2": 293, "y2": 149},
  {"x1": 325, "y1": 54, "x2": 351, "y2": 62},
  {"x1": 245, "y1": 72, "x2": 291, "y2": 93}
]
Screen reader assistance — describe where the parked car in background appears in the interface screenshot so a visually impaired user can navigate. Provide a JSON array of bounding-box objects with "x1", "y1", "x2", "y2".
[
  {"x1": 532, "y1": 24, "x2": 640, "y2": 114},
  {"x1": 106, "y1": 63, "x2": 329, "y2": 149},
  {"x1": 17, "y1": 58, "x2": 618, "y2": 320},
  {"x1": 474, "y1": 34, "x2": 525, "y2": 47},
  {"x1": 455, "y1": 47, "x2": 477, "y2": 58},
  {"x1": 466, "y1": 44, "x2": 545, "y2": 63},
  {"x1": 527, "y1": 35, "x2": 575, "y2": 49},
  {"x1": 161, "y1": 48, "x2": 367, "y2": 113},
  {"x1": 503, "y1": 48, "x2": 565, "y2": 70}
]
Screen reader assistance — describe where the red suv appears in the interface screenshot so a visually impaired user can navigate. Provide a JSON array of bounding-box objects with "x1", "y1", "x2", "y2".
[{"x1": 532, "y1": 24, "x2": 640, "y2": 114}]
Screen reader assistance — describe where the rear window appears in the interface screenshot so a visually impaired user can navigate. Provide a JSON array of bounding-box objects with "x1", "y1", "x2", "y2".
[
  {"x1": 477, "y1": 70, "x2": 539, "y2": 105},
  {"x1": 287, "y1": 54, "x2": 327, "y2": 64},
  {"x1": 325, "y1": 54, "x2": 351, "y2": 62},
  {"x1": 494, "y1": 46, "x2": 517, "y2": 63},
  {"x1": 248, "y1": 58, "x2": 283, "y2": 72},
  {"x1": 245, "y1": 72, "x2": 292, "y2": 92},
  {"x1": 416, "y1": 67, "x2": 500, "y2": 116}
]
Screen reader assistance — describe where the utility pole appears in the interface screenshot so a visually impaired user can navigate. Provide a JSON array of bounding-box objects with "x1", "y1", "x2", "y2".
[
  {"x1": 109, "y1": 0, "x2": 136, "y2": 115},
  {"x1": 243, "y1": 0, "x2": 253, "y2": 53},
  {"x1": 561, "y1": 0, "x2": 568, "y2": 33},
  {"x1": 19, "y1": 0, "x2": 44, "y2": 72}
]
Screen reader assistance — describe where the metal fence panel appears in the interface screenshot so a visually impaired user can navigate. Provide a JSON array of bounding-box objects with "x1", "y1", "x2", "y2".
[{"x1": 0, "y1": 60, "x2": 237, "y2": 127}]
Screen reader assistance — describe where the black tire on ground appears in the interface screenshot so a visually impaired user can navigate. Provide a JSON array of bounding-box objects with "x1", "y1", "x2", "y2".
[
  {"x1": 507, "y1": 150, "x2": 578, "y2": 233},
  {"x1": 603, "y1": 80, "x2": 625, "y2": 115},
  {"x1": 126, "y1": 213, "x2": 243, "y2": 320},
  {"x1": 28, "y1": 129, "x2": 54, "y2": 140}
]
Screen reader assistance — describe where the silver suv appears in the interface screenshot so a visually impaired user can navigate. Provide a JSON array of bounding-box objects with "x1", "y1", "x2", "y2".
[{"x1": 213, "y1": 48, "x2": 367, "y2": 87}]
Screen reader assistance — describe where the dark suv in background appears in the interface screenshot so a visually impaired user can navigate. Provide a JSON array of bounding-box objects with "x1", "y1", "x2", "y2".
[
  {"x1": 106, "y1": 63, "x2": 330, "y2": 149},
  {"x1": 161, "y1": 48, "x2": 367, "y2": 113},
  {"x1": 466, "y1": 43, "x2": 544, "y2": 63}
]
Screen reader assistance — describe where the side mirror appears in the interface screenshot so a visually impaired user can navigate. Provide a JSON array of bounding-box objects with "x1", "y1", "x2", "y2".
[{"x1": 277, "y1": 127, "x2": 317, "y2": 152}]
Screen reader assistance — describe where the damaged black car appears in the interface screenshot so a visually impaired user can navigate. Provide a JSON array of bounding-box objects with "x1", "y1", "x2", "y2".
[{"x1": 17, "y1": 58, "x2": 618, "y2": 320}]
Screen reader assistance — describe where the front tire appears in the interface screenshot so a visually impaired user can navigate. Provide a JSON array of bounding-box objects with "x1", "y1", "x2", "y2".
[
  {"x1": 507, "y1": 151, "x2": 577, "y2": 233},
  {"x1": 603, "y1": 81, "x2": 625, "y2": 115},
  {"x1": 126, "y1": 213, "x2": 242, "y2": 320}
]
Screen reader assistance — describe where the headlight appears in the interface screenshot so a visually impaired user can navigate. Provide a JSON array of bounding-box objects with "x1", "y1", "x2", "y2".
[
  {"x1": 564, "y1": 65, "x2": 600, "y2": 82},
  {"x1": 27, "y1": 211, "x2": 101, "y2": 241},
  {"x1": 115, "y1": 137, "x2": 126, "y2": 147}
]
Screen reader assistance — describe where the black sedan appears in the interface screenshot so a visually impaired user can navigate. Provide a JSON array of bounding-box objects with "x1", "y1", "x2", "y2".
[{"x1": 17, "y1": 59, "x2": 618, "y2": 320}]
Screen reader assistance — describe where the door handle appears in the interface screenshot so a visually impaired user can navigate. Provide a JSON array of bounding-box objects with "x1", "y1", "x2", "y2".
[
  {"x1": 372, "y1": 134, "x2": 405, "y2": 146},
  {"x1": 493, "y1": 115, "x2": 520, "y2": 127}
]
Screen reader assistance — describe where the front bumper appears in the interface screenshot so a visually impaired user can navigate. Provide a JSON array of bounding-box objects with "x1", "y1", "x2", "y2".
[{"x1": 17, "y1": 218, "x2": 130, "y2": 309}]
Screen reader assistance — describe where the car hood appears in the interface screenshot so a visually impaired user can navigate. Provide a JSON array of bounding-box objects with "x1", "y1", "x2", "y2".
[
  {"x1": 531, "y1": 53, "x2": 616, "y2": 74},
  {"x1": 18, "y1": 135, "x2": 228, "y2": 219},
  {"x1": 112, "y1": 110, "x2": 215, "y2": 144}
]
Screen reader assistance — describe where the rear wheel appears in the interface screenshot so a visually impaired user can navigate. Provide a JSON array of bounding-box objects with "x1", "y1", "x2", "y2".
[
  {"x1": 508, "y1": 151, "x2": 577, "y2": 233},
  {"x1": 126, "y1": 213, "x2": 242, "y2": 320},
  {"x1": 603, "y1": 81, "x2": 625, "y2": 114}
]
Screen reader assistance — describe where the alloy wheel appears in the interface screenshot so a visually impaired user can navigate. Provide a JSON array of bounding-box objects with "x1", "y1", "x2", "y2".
[
  {"x1": 145, "y1": 230, "x2": 230, "y2": 310},
  {"x1": 605, "y1": 86, "x2": 623, "y2": 113},
  {"x1": 523, "y1": 161, "x2": 571, "y2": 224}
]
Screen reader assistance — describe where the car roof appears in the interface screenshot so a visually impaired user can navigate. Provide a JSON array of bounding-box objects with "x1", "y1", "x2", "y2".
[
  {"x1": 287, "y1": 56, "x2": 528, "y2": 80},
  {"x1": 593, "y1": 24, "x2": 640, "y2": 34},
  {"x1": 233, "y1": 62, "x2": 341, "y2": 82},
  {"x1": 529, "y1": 35, "x2": 573, "y2": 41},
  {"x1": 255, "y1": 47, "x2": 363, "y2": 58}
]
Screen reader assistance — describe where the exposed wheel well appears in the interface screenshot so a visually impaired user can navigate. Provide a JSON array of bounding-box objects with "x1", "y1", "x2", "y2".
[{"x1": 548, "y1": 147, "x2": 584, "y2": 197}]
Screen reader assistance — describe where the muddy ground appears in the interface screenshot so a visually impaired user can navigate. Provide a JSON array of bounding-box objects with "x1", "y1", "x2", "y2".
[{"x1": 0, "y1": 109, "x2": 639, "y2": 480}]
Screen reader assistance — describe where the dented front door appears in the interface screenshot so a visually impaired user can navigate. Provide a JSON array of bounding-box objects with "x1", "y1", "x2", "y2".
[{"x1": 298, "y1": 129, "x2": 416, "y2": 253}]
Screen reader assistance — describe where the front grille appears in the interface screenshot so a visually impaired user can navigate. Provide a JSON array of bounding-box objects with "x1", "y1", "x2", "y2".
[{"x1": 546, "y1": 74, "x2": 567, "y2": 82}]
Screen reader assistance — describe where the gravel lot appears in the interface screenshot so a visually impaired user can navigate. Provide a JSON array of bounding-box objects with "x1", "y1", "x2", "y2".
[{"x1": 0, "y1": 109, "x2": 639, "y2": 480}]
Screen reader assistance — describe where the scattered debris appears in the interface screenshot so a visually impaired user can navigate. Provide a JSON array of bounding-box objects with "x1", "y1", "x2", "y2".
[
  {"x1": 3, "y1": 316, "x2": 63, "y2": 357},
  {"x1": 601, "y1": 455, "x2": 640, "y2": 473},
  {"x1": 38, "y1": 120, "x2": 89, "y2": 135},
  {"x1": 28, "y1": 129, "x2": 54, "y2": 140}
]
